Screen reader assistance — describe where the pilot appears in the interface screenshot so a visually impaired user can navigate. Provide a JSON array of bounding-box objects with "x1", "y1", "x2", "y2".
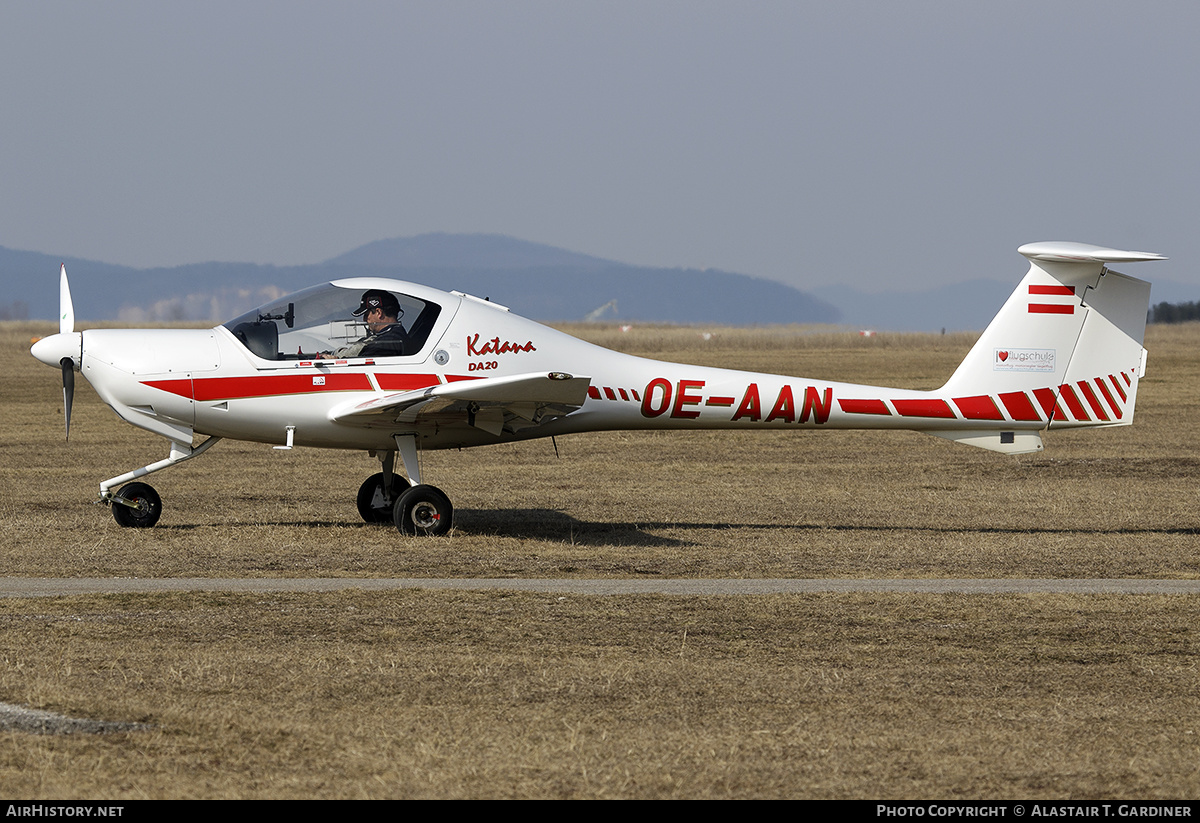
[{"x1": 321, "y1": 289, "x2": 409, "y2": 358}]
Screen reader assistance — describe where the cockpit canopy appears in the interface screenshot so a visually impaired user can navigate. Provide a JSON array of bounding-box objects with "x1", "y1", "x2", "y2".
[{"x1": 223, "y1": 282, "x2": 443, "y2": 361}]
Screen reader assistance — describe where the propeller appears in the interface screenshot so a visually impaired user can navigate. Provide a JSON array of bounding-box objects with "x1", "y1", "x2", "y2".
[
  {"x1": 59, "y1": 264, "x2": 76, "y2": 439},
  {"x1": 59, "y1": 262, "x2": 74, "y2": 334},
  {"x1": 61, "y1": 356, "x2": 75, "y2": 440},
  {"x1": 30, "y1": 264, "x2": 83, "y2": 440}
]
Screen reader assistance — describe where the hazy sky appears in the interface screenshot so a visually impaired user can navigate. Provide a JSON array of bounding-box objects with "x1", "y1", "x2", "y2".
[{"x1": 2, "y1": 1, "x2": 1195, "y2": 293}]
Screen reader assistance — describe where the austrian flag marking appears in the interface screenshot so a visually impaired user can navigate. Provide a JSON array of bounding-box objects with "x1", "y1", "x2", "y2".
[{"x1": 1028, "y1": 284, "x2": 1076, "y2": 315}]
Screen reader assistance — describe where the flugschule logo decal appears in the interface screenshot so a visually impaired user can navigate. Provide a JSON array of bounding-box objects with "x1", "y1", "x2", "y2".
[{"x1": 994, "y1": 348, "x2": 1055, "y2": 372}]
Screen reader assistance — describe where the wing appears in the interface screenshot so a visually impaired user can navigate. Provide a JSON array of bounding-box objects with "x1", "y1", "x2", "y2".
[{"x1": 328, "y1": 371, "x2": 591, "y2": 436}]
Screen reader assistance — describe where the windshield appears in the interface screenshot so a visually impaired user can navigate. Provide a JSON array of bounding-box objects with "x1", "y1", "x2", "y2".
[{"x1": 223, "y1": 283, "x2": 442, "y2": 361}]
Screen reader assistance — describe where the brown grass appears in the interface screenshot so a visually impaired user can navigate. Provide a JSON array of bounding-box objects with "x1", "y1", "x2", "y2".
[{"x1": 1, "y1": 320, "x2": 1199, "y2": 798}]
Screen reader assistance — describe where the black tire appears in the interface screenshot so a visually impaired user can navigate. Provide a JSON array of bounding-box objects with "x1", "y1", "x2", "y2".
[
  {"x1": 356, "y1": 472, "x2": 411, "y2": 523},
  {"x1": 393, "y1": 484, "x2": 453, "y2": 536},
  {"x1": 111, "y1": 482, "x2": 162, "y2": 528}
]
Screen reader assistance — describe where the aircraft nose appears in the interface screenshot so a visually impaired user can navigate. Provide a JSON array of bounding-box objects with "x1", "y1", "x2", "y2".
[{"x1": 31, "y1": 331, "x2": 83, "y2": 368}]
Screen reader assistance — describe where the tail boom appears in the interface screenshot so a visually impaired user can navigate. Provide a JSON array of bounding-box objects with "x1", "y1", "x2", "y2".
[{"x1": 529, "y1": 242, "x2": 1161, "y2": 458}]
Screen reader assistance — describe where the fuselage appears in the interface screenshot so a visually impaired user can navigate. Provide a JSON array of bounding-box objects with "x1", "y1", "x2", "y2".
[{"x1": 33, "y1": 276, "x2": 1066, "y2": 455}]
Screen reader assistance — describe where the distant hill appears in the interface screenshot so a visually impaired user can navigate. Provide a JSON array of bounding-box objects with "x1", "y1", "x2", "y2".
[
  {"x1": 324, "y1": 233, "x2": 613, "y2": 270},
  {"x1": 811, "y1": 280, "x2": 1014, "y2": 333},
  {"x1": 6, "y1": 235, "x2": 1185, "y2": 330},
  {"x1": 813, "y1": 275, "x2": 1199, "y2": 332},
  {"x1": 0, "y1": 234, "x2": 841, "y2": 326}
]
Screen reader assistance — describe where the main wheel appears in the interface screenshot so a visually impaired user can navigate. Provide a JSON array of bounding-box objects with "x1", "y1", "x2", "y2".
[
  {"x1": 356, "y1": 472, "x2": 411, "y2": 523},
  {"x1": 111, "y1": 482, "x2": 162, "y2": 528},
  {"x1": 393, "y1": 484, "x2": 453, "y2": 536}
]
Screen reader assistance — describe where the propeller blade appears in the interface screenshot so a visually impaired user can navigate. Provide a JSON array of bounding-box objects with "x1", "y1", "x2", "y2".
[
  {"x1": 59, "y1": 263, "x2": 74, "y2": 334},
  {"x1": 60, "y1": 357, "x2": 75, "y2": 441}
]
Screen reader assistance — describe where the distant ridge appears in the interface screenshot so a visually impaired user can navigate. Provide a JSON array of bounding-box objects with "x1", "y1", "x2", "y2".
[
  {"x1": 0, "y1": 234, "x2": 841, "y2": 326},
  {"x1": 4, "y1": 235, "x2": 1190, "y2": 330},
  {"x1": 325, "y1": 233, "x2": 612, "y2": 270}
]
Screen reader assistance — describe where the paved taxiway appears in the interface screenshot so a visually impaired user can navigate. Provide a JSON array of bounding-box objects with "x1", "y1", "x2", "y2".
[{"x1": 1, "y1": 578, "x2": 1199, "y2": 597}]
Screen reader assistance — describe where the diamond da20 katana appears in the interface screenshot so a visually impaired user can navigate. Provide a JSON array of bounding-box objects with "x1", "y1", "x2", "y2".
[{"x1": 30, "y1": 241, "x2": 1163, "y2": 535}]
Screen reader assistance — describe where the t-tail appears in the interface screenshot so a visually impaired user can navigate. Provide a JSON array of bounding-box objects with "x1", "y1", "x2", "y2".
[{"x1": 929, "y1": 241, "x2": 1164, "y2": 455}]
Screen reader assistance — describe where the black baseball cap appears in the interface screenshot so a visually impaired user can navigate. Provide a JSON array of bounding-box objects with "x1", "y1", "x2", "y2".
[{"x1": 352, "y1": 289, "x2": 401, "y2": 317}]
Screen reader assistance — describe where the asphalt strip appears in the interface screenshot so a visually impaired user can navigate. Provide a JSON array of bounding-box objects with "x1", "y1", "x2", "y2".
[
  {"x1": 1, "y1": 578, "x2": 1199, "y2": 597},
  {"x1": 0, "y1": 701, "x2": 151, "y2": 735}
]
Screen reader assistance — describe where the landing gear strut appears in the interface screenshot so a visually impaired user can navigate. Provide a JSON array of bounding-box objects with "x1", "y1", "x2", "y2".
[
  {"x1": 102, "y1": 437, "x2": 222, "y2": 529},
  {"x1": 360, "y1": 434, "x2": 455, "y2": 535}
]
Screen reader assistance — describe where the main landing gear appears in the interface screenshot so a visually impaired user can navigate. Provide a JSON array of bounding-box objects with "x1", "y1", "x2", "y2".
[
  {"x1": 391, "y1": 484, "x2": 453, "y2": 536},
  {"x1": 355, "y1": 472, "x2": 453, "y2": 535},
  {"x1": 358, "y1": 435, "x2": 455, "y2": 536},
  {"x1": 356, "y1": 471, "x2": 411, "y2": 523}
]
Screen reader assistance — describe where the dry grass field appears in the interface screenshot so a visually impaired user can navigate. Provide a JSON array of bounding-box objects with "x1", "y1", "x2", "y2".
[{"x1": 1, "y1": 319, "x2": 1198, "y2": 799}]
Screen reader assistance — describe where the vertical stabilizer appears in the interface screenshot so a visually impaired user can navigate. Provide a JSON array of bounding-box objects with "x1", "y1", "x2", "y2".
[{"x1": 938, "y1": 242, "x2": 1161, "y2": 438}]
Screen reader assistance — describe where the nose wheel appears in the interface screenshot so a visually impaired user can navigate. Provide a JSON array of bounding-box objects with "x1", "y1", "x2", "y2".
[
  {"x1": 111, "y1": 482, "x2": 162, "y2": 528},
  {"x1": 99, "y1": 437, "x2": 222, "y2": 529},
  {"x1": 392, "y1": 484, "x2": 453, "y2": 536}
]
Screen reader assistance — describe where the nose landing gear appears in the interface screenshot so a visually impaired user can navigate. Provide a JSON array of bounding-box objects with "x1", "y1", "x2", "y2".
[
  {"x1": 110, "y1": 482, "x2": 162, "y2": 528},
  {"x1": 101, "y1": 437, "x2": 222, "y2": 529}
]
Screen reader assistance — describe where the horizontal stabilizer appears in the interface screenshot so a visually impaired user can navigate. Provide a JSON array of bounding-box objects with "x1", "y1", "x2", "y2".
[{"x1": 1017, "y1": 242, "x2": 1166, "y2": 264}]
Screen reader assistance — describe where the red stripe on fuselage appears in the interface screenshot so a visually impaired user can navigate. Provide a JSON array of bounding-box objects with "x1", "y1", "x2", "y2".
[
  {"x1": 1108, "y1": 374, "x2": 1127, "y2": 402},
  {"x1": 144, "y1": 373, "x2": 375, "y2": 401},
  {"x1": 891, "y1": 398, "x2": 956, "y2": 419},
  {"x1": 375, "y1": 373, "x2": 442, "y2": 391},
  {"x1": 1032, "y1": 387, "x2": 1063, "y2": 422},
  {"x1": 952, "y1": 395, "x2": 1004, "y2": 421},
  {"x1": 838, "y1": 399, "x2": 891, "y2": 415},
  {"x1": 1057, "y1": 384, "x2": 1089, "y2": 421},
  {"x1": 999, "y1": 391, "x2": 1042, "y2": 422}
]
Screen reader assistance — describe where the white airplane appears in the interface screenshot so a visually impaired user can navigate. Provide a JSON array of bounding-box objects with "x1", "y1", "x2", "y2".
[{"x1": 31, "y1": 241, "x2": 1164, "y2": 535}]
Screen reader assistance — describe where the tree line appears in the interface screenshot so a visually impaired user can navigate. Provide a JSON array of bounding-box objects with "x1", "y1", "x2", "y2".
[{"x1": 1149, "y1": 301, "x2": 1200, "y2": 323}]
